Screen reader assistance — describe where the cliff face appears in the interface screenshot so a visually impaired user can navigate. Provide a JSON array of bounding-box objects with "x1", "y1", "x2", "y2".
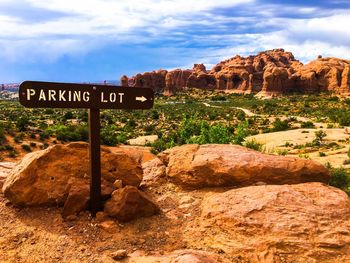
[{"x1": 121, "y1": 49, "x2": 350, "y2": 95}]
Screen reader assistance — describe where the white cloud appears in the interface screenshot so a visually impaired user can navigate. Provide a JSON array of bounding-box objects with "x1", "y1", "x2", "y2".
[
  {"x1": 0, "y1": 0, "x2": 253, "y2": 62},
  {"x1": 0, "y1": 0, "x2": 349, "y2": 66}
]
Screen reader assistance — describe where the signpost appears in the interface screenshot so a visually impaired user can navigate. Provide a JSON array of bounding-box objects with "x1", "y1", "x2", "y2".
[{"x1": 19, "y1": 81, "x2": 154, "y2": 215}]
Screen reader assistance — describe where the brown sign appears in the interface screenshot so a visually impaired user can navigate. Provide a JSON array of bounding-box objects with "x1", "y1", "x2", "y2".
[
  {"x1": 19, "y1": 81, "x2": 154, "y2": 109},
  {"x1": 18, "y1": 81, "x2": 154, "y2": 216}
]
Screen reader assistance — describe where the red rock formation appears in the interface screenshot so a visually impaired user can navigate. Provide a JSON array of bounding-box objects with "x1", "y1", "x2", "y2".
[{"x1": 121, "y1": 49, "x2": 350, "y2": 95}]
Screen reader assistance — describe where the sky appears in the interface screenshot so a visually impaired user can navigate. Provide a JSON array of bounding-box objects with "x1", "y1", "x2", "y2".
[{"x1": 0, "y1": 0, "x2": 349, "y2": 83}]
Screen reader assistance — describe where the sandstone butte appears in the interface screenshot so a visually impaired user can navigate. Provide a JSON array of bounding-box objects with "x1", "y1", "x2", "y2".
[{"x1": 120, "y1": 48, "x2": 350, "y2": 96}]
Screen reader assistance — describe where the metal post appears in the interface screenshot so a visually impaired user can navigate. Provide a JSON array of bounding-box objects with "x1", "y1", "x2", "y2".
[{"x1": 88, "y1": 108, "x2": 102, "y2": 216}]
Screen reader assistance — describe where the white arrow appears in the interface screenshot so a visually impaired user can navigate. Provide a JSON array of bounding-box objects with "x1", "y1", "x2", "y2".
[{"x1": 136, "y1": 96, "x2": 147, "y2": 102}]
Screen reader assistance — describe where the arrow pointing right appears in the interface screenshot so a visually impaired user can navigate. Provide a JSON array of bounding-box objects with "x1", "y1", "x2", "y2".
[{"x1": 136, "y1": 96, "x2": 147, "y2": 102}]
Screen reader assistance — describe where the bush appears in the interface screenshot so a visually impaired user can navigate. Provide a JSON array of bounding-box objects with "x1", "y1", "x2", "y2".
[
  {"x1": 301, "y1": 121, "x2": 315, "y2": 128},
  {"x1": 101, "y1": 125, "x2": 118, "y2": 146},
  {"x1": 329, "y1": 167, "x2": 350, "y2": 195},
  {"x1": 16, "y1": 116, "x2": 30, "y2": 132},
  {"x1": 0, "y1": 123, "x2": 5, "y2": 143},
  {"x1": 348, "y1": 148, "x2": 350, "y2": 158},
  {"x1": 319, "y1": 152, "x2": 326, "y2": 157},
  {"x1": 233, "y1": 121, "x2": 249, "y2": 145},
  {"x1": 244, "y1": 139, "x2": 263, "y2": 152},
  {"x1": 343, "y1": 159, "x2": 350, "y2": 165},
  {"x1": 313, "y1": 130, "x2": 327, "y2": 146},
  {"x1": 272, "y1": 118, "x2": 289, "y2": 132},
  {"x1": 56, "y1": 125, "x2": 88, "y2": 142},
  {"x1": 197, "y1": 123, "x2": 232, "y2": 144},
  {"x1": 21, "y1": 144, "x2": 32, "y2": 152}
]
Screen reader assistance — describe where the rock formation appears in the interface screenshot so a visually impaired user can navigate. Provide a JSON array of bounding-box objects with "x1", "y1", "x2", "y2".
[
  {"x1": 191, "y1": 182, "x2": 350, "y2": 262},
  {"x1": 158, "y1": 144, "x2": 330, "y2": 189},
  {"x1": 2, "y1": 142, "x2": 143, "y2": 206},
  {"x1": 121, "y1": 49, "x2": 350, "y2": 95}
]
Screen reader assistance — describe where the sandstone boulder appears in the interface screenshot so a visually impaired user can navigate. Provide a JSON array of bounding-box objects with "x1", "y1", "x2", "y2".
[
  {"x1": 126, "y1": 249, "x2": 231, "y2": 263},
  {"x1": 192, "y1": 182, "x2": 350, "y2": 262},
  {"x1": 0, "y1": 162, "x2": 15, "y2": 191},
  {"x1": 141, "y1": 157, "x2": 167, "y2": 187},
  {"x1": 159, "y1": 144, "x2": 330, "y2": 188},
  {"x1": 2, "y1": 142, "x2": 143, "y2": 206},
  {"x1": 104, "y1": 186, "x2": 159, "y2": 222}
]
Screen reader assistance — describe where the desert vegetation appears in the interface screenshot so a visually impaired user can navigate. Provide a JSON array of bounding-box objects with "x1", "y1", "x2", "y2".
[{"x1": 1, "y1": 90, "x2": 350, "y2": 195}]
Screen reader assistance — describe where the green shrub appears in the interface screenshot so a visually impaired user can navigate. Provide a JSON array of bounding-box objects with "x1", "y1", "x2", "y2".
[
  {"x1": 313, "y1": 130, "x2": 327, "y2": 146},
  {"x1": 276, "y1": 149, "x2": 288, "y2": 156},
  {"x1": 244, "y1": 139, "x2": 263, "y2": 152},
  {"x1": 329, "y1": 167, "x2": 350, "y2": 195},
  {"x1": 343, "y1": 159, "x2": 350, "y2": 165},
  {"x1": 0, "y1": 123, "x2": 5, "y2": 143},
  {"x1": 197, "y1": 123, "x2": 232, "y2": 144},
  {"x1": 272, "y1": 118, "x2": 289, "y2": 132},
  {"x1": 301, "y1": 121, "x2": 315, "y2": 128},
  {"x1": 21, "y1": 144, "x2": 32, "y2": 152},
  {"x1": 233, "y1": 121, "x2": 249, "y2": 145},
  {"x1": 319, "y1": 152, "x2": 326, "y2": 157},
  {"x1": 101, "y1": 125, "x2": 118, "y2": 146},
  {"x1": 348, "y1": 148, "x2": 350, "y2": 158},
  {"x1": 16, "y1": 116, "x2": 30, "y2": 132},
  {"x1": 56, "y1": 125, "x2": 88, "y2": 142}
]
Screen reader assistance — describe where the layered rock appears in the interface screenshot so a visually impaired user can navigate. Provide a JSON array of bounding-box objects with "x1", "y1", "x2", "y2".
[
  {"x1": 2, "y1": 142, "x2": 143, "y2": 206},
  {"x1": 192, "y1": 182, "x2": 350, "y2": 262},
  {"x1": 121, "y1": 49, "x2": 350, "y2": 95},
  {"x1": 158, "y1": 144, "x2": 330, "y2": 189}
]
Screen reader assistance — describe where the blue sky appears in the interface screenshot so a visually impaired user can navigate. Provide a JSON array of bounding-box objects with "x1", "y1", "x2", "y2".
[{"x1": 0, "y1": 0, "x2": 349, "y2": 83}]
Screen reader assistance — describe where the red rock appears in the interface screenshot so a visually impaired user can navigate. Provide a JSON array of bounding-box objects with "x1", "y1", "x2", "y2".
[
  {"x1": 121, "y1": 49, "x2": 350, "y2": 95},
  {"x1": 195, "y1": 182, "x2": 350, "y2": 261},
  {"x1": 2, "y1": 142, "x2": 143, "y2": 206},
  {"x1": 104, "y1": 186, "x2": 159, "y2": 222},
  {"x1": 158, "y1": 144, "x2": 330, "y2": 189}
]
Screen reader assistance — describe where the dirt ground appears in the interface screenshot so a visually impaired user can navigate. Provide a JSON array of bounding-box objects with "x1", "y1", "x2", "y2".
[{"x1": 0, "y1": 180, "x2": 233, "y2": 263}]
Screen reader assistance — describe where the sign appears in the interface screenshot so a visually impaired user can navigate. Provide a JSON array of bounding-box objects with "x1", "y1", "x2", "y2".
[
  {"x1": 19, "y1": 81, "x2": 154, "y2": 109},
  {"x1": 19, "y1": 81, "x2": 154, "y2": 216}
]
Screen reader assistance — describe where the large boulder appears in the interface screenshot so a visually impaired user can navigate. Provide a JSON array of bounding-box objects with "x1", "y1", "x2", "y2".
[
  {"x1": 191, "y1": 182, "x2": 350, "y2": 262},
  {"x1": 159, "y1": 144, "x2": 330, "y2": 188},
  {"x1": 2, "y1": 142, "x2": 143, "y2": 206},
  {"x1": 0, "y1": 162, "x2": 15, "y2": 192},
  {"x1": 104, "y1": 186, "x2": 159, "y2": 222}
]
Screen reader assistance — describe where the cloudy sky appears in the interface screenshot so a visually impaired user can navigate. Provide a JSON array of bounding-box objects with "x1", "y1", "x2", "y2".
[{"x1": 0, "y1": 0, "x2": 349, "y2": 83}]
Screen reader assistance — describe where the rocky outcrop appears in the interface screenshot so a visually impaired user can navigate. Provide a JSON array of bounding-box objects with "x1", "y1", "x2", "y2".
[
  {"x1": 158, "y1": 144, "x2": 330, "y2": 189},
  {"x1": 2, "y1": 142, "x2": 143, "y2": 206},
  {"x1": 104, "y1": 186, "x2": 159, "y2": 221},
  {"x1": 194, "y1": 182, "x2": 350, "y2": 262},
  {"x1": 121, "y1": 49, "x2": 350, "y2": 95}
]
